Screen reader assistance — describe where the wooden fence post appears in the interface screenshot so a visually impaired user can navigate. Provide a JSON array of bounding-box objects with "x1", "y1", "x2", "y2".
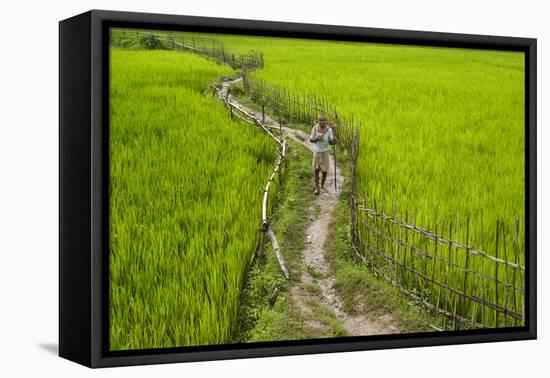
[
  {"x1": 434, "y1": 224, "x2": 441, "y2": 316},
  {"x1": 444, "y1": 221, "x2": 452, "y2": 317},
  {"x1": 243, "y1": 65, "x2": 249, "y2": 93},
  {"x1": 258, "y1": 225, "x2": 267, "y2": 258},
  {"x1": 495, "y1": 218, "x2": 500, "y2": 327},
  {"x1": 502, "y1": 220, "x2": 510, "y2": 326},
  {"x1": 278, "y1": 150, "x2": 283, "y2": 187},
  {"x1": 461, "y1": 216, "x2": 470, "y2": 319},
  {"x1": 333, "y1": 113, "x2": 339, "y2": 192},
  {"x1": 512, "y1": 216, "x2": 519, "y2": 326},
  {"x1": 350, "y1": 130, "x2": 358, "y2": 247}
]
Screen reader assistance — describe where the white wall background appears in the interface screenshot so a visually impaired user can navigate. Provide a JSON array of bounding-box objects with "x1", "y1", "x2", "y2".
[{"x1": 0, "y1": 0, "x2": 546, "y2": 376}]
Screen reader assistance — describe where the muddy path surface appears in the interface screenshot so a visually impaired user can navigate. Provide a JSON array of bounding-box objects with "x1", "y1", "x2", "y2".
[{"x1": 220, "y1": 77, "x2": 397, "y2": 336}]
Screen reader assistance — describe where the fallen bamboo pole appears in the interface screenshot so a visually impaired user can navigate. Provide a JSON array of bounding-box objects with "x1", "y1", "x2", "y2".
[{"x1": 267, "y1": 227, "x2": 290, "y2": 279}]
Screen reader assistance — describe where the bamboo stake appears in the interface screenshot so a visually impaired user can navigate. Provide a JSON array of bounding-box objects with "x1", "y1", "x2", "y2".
[
  {"x1": 495, "y1": 218, "x2": 500, "y2": 327},
  {"x1": 512, "y1": 217, "x2": 519, "y2": 326},
  {"x1": 452, "y1": 291, "x2": 459, "y2": 330},
  {"x1": 393, "y1": 199, "x2": 398, "y2": 284},
  {"x1": 462, "y1": 216, "x2": 470, "y2": 319},
  {"x1": 382, "y1": 195, "x2": 387, "y2": 276},
  {"x1": 502, "y1": 220, "x2": 510, "y2": 326},
  {"x1": 258, "y1": 227, "x2": 266, "y2": 258},
  {"x1": 431, "y1": 223, "x2": 439, "y2": 308},
  {"x1": 333, "y1": 113, "x2": 339, "y2": 192},
  {"x1": 403, "y1": 209, "x2": 409, "y2": 289},
  {"x1": 470, "y1": 289, "x2": 477, "y2": 329},
  {"x1": 445, "y1": 221, "x2": 452, "y2": 315},
  {"x1": 480, "y1": 210, "x2": 486, "y2": 325},
  {"x1": 454, "y1": 211, "x2": 459, "y2": 317},
  {"x1": 411, "y1": 212, "x2": 418, "y2": 292},
  {"x1": 373, "y1": 197, "x2": 379, "y2": 273},
  {"x1": 420, "y1": 215, "x2": 428, "y2": 304},
  {"x1": 398, "y1": 212, "x2": 405, "y2": 287},
  {"x1": 435, "y1": 223, "x2": 442, "y2": 316}
]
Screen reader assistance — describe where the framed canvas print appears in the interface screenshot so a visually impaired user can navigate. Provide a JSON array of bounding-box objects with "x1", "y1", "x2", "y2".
[{"x1": 59, "y1": 9, "x2": 537, "y2": 368}]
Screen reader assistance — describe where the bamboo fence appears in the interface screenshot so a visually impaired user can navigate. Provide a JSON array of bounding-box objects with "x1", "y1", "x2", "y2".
[
  {"x1": 246, "y1": 79, "x2": 356, "y2": 151},
  {"x1": 210, "y1": 84, "x2": 289, "y2": 277},
  {"x1": 110, "y1": 29, "x2": 264, "y2": 70},
  {"x1": 349, "y1": 138, "x2": 525, "y2": 330},
  {"x1": 246, "y1": 64, "x2": 527, "y2": 330}
]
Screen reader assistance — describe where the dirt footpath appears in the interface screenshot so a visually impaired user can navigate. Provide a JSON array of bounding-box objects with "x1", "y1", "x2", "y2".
[{"x1": 221, "y1": 77, "x2": 398, "y2": 336}]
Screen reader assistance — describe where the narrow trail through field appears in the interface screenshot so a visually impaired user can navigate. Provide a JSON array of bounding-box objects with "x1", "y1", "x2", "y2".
[{"x1": 219, "y1": 77, "x2": 397, "y2": 337}]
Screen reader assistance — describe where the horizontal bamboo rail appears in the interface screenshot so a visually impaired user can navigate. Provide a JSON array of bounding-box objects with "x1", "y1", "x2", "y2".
[
  {"x1": 358, "y1": 218, "x2": 525, "y2": 294},
  {"x1": 357, "y1": 204, "x2": 525, "y2": 271}
]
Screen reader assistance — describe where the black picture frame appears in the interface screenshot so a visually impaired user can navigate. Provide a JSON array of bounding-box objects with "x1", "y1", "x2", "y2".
[{"x1": 59, "y1": 9, "x2": 537, "y2": 368}]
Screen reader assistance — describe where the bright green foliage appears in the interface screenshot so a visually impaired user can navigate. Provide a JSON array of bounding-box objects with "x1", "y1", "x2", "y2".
[
  {"x1": 179, "y1": 32, "x2": 524, "y2": 262},
  {"x1": 109, "y1": 48, "x2": 277, "y2": 350},
  {"x1": 190, "y1": 33, "x2": 525, "y2": 327}
]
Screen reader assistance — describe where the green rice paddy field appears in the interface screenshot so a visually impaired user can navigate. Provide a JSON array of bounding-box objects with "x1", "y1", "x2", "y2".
[
  {"x1": 109, "y1": 48, "x2": 278, "y2": 350},
  {"x1": 109, "y1": 29, "x2": 526, "y2": 349},
  {"x1": 166, "y1": 31, "x2": 526, "y2": 327},
  {"x1": 175, "y1": 32, "x2": 525, "y2": 262}
]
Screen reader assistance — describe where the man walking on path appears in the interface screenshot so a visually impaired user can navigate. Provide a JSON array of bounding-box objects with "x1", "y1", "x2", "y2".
[{"x1": 310, "y1": 113, "x2": 337, "y2": 195}]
